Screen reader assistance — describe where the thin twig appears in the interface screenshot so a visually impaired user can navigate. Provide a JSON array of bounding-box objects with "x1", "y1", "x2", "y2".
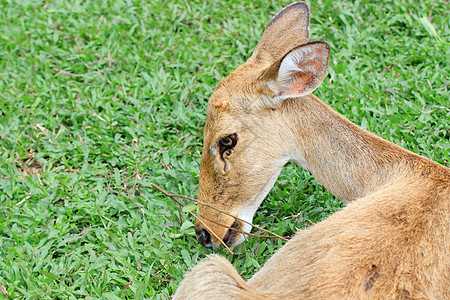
[
  {"x1": 121, "y1": 280, "x2": 133, "y2": 297},
  {"x1": 107, "y1": 183, "x2": 145, "y2": 218},
  {"x1": 151, "y1": 183, "x2": 289, "y2": 242},
  {"x1": 0, "y1": 72, "x2": 19, "y2": 76},
  {"x1": 128, "y1": 166, "x2": 140, "y2": 197},
  {"x1": 195, "y1": 212, "x2": 234, "y2": 254},
  {"x1": 151, "y1": 274, "x2": 170, "y2": 282},
  {"x1": 138, "y1": 169, "x2": 181, "y2": 225},
  {"x1": 52, "y1": 67, "x2": 112, "y2": 78},
  {"x1": 151, "y1": 183, "x2": 233, "y2": 254},
  {"x1": 201, "y1": 213, "x2": 290, "y2": 240},
  {"x1": 159, "y1": 191, "x2": 198, "y2": 203}
]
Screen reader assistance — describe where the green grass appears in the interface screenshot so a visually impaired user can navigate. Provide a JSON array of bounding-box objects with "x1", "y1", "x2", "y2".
[{"x1": 0, "y1": 0, "x2": 448, "y2": 298}]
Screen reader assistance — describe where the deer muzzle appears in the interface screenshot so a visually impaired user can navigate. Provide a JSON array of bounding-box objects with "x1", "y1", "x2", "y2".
[{"x1": 195, "y1": 218, "x2": 240, "y2": 249}]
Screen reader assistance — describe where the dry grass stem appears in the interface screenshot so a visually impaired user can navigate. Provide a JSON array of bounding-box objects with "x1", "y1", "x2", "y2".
[
  {"x1": 52, "y1": 67, "x2": 112, "y2": 78},
  {"x1": 151, "y1": 183, "x2": 290, "y2": 243},
  {"x1": 150, "y1": 183, "x2": 233, "y2": 254},
  {"x1": 196, "y1": 213, "x2": 234, "y2": 254},
  {"x1": 107, "y1": 183, "x2": 145, "y2": 218},
  {"x1": 0, "y1": 72, "x2": 19, "y2": 76},
  {"x1": 201, "y1": 213, "x2": 290, "y2": 240}
]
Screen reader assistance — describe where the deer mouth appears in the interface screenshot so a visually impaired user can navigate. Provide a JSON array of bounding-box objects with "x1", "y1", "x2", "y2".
[
  {"x1": 223, "y1": 221, "x2": 239, "y2": 246},
  {"x1": 195, "y1": 219, "x2": 241, "y2": 248}
]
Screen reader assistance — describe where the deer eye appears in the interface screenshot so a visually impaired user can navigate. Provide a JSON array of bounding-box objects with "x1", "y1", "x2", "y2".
[{"x1": 219, "y1": 134, "x2": 238, "y2": 157}]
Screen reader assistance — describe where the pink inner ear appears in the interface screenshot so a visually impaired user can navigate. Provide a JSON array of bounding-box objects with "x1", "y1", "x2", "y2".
[
  {"x1": 285, "y1": 72, "x2": 313, "y2": 95},
  {"x1": 276, "y1": 42, "x2": 329, "y2": 98}
]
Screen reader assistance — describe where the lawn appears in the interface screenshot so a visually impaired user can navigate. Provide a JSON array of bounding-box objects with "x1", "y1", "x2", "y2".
[{"x1": 0, "y1": 0, "x2": 448, "y2": 299}]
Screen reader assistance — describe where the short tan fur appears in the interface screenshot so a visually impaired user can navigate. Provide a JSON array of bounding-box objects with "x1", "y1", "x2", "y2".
[{"x1": 175, "y1": 2, "x2": 450, "y2": 299}]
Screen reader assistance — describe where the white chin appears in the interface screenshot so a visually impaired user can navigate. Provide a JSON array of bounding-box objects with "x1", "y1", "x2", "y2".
[
  {"x1": 231, "y1": 160, "x2": 288, "y2": 247},
  {"x1": 237, "y1": 166, "x2": 285, "y2": 234},
  {"x1": 231, "y1": 233, "x2": 246, "y2": 247}
]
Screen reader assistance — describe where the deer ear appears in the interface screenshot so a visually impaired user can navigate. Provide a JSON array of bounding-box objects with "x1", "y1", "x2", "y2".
[
  {"x1": 262, "y1": 41, "x2": 330, "y2": 107},
  {"x1": 249, "y1": 2, "x2": 310, "y2": 65}
]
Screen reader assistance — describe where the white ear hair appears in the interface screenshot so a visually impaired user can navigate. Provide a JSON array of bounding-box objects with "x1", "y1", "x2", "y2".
[
  {"x1": 264, "y1": 41, "x2": 330, "y2": 106},
  {"x1": 279, "y1": 46, "x2": 315, "y2": 93}
]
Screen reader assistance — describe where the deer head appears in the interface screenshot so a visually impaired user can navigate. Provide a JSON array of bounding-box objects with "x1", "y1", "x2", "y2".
[{"x1": 195, "y1": 2, "x2": 330, "y2": 248}]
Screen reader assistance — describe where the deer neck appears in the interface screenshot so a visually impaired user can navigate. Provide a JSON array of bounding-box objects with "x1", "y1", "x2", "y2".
[{"x1": 280, "y1": 94, "x2": 409, "y2": 202}]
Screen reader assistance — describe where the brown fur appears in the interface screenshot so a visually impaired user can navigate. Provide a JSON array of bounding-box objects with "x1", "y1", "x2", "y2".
[
  {"x1": 174, "y1": 2, "x2": 450, "y2": 299},
  {"x1": 175, "y1": 175, "x2": 449, "y2": 299}
]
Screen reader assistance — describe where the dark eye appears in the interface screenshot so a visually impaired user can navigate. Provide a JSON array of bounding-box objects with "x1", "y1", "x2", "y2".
[{"x1": 219, "y1": 134, "x2": 238, "y2": 157}]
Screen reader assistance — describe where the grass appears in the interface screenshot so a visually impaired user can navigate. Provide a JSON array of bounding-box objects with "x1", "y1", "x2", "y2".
[{"x1": 0, "y1": 0, "x2": 448, "y2": 298}]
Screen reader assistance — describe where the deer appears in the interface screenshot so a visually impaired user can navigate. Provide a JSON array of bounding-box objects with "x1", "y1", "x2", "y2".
[{"x1": 173, "y1": 1, "x2": 450, "y2": 299}]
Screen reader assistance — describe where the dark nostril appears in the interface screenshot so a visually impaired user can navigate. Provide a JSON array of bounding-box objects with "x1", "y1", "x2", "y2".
[
  {"x1": 224, "y1": 221, "x2": 238, "y2": 245},
  {"x1": 197, "y1": 229, "x2": 213, "y2": 249},
  {"x1": 223, "y1": 229, "x2": 232, "y2": 245}
]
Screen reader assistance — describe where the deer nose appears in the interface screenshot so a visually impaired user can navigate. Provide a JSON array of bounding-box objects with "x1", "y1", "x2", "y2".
[
  {"x1": 196, "y1": 228, "x2": 214, "y2": 249},
  {"x1": 223, "y1": 228, "x2": 233, "y2": 245}
]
